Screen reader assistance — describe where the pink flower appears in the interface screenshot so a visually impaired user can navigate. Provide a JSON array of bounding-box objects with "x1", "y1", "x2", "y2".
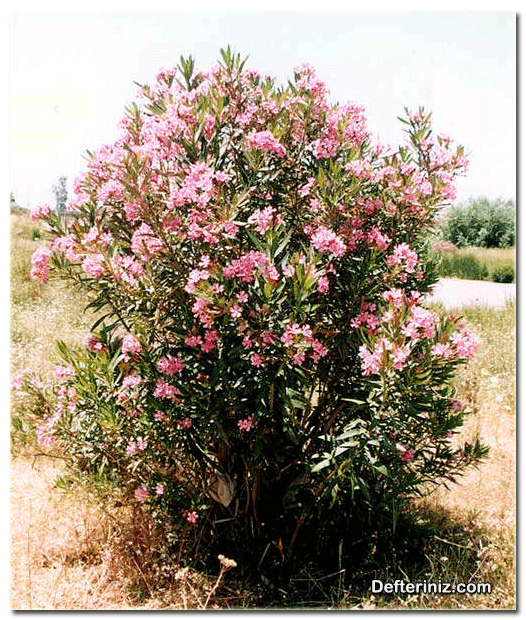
[
  {"x1": 401, "y1": 448, "x2": 415, "y2": 462},
  {"x1": 201, "y1": 329, "x2": 219, "y2": 353},
  {"x1": 392, "y1": 346, "x2": 410, "y2": 370},
  {"x1": 36, "y1": 426, "x2": 55, "y2": 447},
  {"x1": 154, "y1": 379, "x2": 182, "y2": 401},
  {"x1": 248, "y1": 206, "x2": 280, "y2": 235},
  {"x1": 386, "y1": 243, "x2": 419, "y2": 273},
  {"x1": 382, "y1": 288, "x2": 404, "y2": 308},
  {"x1": 82, "y1": 254, "x2": 105, "y2": 278},
  {"x1": 346, "y1": 159, "x2": 372, "y2": 179},
  {"x1": 310, "y1": 225, "x2": 346, "y2": 257},
  {"x1": 280, "y1": 322, "x2": 301, "y2": 346},
  {"x1": 186, "y1": 511, "x2": 199, "y2": 523},
  {"x1": 317, "y1": 276, "x2": 329, "y2": 293},
  {"x1": 403, "y1": 306, "x2": 439, "y2": 340},
  {"x1": 223, "y1": 220, "x2": 239, "y2": 238},
  {"x1": 30, "y1": 247, "x2": 51, "y2": 283},
  {"x1": 126, "y1": 441, "x2": 137, "y2": 456},
  {"x1": 53, "y1": 365, "x2": 74, "y2": 379},
  {"x1": 282, "y1": 264, "x2": 295, "y2": 277},
  {"x1": 211, "y1": 283, "x2": 225, "y2": 295},
  {"x1": 292, "y1": 351, "x2": 306, "y2": 366},
  {"x1": 447, "y1": 399, "x2": 463, "y2": 412},
  {"x1": 431, "y1": 343, "x2": 452, "y2": 358},
  {"x1": 311, "y1": 340, "x2": 328, "y2": 362},
  {"x1": 366, "y1": 227, "x2": 390, "y2": 251},
  {"x1": 222, "y1": 251, "x2": 269, "y2": 283},
  {"x1": 351, "y1": 312, "x2": 380, "y2": 331},
  {"x1": 246, "y1": 130, "x2": 286, "y2": 158},
  {"x1": 450, "y1": 329, "x2": 480, "y2": 360},
  {"x1": 121, "y1": 333, "x2": 142, "y2": 355},
  {"x1": 250, "y1": 353, "x2": 264, "y2": 367},
  {"x1": 155, "y1": 483, "x2": 165, "y2": 496},
  {"x1": 185, "y1": 268, "x2": 210, "y2": 293},
  {"x1": 30, "y1": 204, "x2": 51, "y2": 221},
  {"x1": 358, "y1": 338, "x2": 391, "y2": 376},
  {"x1": 85, "y1": 334, "x2": 104, "y2": 352},
  {"x1": 11, "y1": 369, "x2": 29, "y2": 391},
  {"x1": 204, "y1": 113, "x2": 215, "y2": 140},
  {"x1": 312, "y1": 136, "x2": 339, "y2": 159},
  {"x1": 185, "y1": 334, "x2": 202, "y2": 347},
  {"x1": 131, "y1": 223, "x2": 163, "y2": 259},
  {"x1": 299, "y1": 177, "x2": 316, "y2": 197},
  {"x1": 51, "y1": 234, "x2": 79, "y2": 261},
  {"x1": 124, "y1": 199, "x2": 142, "y2": 222},
  {"x1": 261, "y1": 330, "x2": 275, "y2": 345},
  {"x1": 121, "y1": 372, "x2": 142, "y2": 391},
  {"x1": 99, "y1": 179, "x2": 124, "y2": 202},
  {"x1": 157, "y1": 355, "x2": 184, "y2": 375},
  {"x1": 134, "y1": 485, "x2": 149, "y2": 504},
  {"x1": 177, "y1": 417, "x2": 192, "y2": 429},
  {"x1": 229, "y1": 304, "x2": 243, "y2": 319},
  {"x1": 238, "y1": 416, "x2": 254, "y2": 432},
  {"x1": 262, "y1": 264, "x2": 280, "y2": 283}
]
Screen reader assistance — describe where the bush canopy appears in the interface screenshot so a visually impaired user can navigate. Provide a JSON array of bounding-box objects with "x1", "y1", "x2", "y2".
[{"x1": 16, "y1": 48, "x2": 487, "y2": 580}]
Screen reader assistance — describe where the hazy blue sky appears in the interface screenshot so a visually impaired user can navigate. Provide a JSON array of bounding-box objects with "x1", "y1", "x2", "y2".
[{"x1": 9, "y1": 11, "x2": 516, "y2": 208}]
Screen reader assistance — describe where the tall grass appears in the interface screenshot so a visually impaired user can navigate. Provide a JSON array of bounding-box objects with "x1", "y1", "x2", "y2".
[
  {"x1": 10, "y1": 214, "x2": 515, "y2": 609},
  {"x1": 433, "y1": 246, "x2": 515, "y2": 282}
]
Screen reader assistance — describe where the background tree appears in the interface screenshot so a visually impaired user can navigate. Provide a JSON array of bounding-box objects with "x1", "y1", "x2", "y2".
[
  {"x1": 438, "y1": 197, "x2": 515, "y2": 248},
  {"x1": 52, "y1": 176, "x2": 68, "y2": 214}
]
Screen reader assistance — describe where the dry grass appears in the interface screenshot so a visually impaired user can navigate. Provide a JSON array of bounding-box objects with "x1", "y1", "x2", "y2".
[
  {"x1": 460, "y1": 246, "x2": 515, "y2": 265},
  {"x1": 10, "y1": 456, "x2": 234, "y2": 610},
  {"x1": 10, "y1": 214, "x2": 93, "y2": 377},
  {"x1": 10, "y1": 213, "x2": 515, "y2": 609}
]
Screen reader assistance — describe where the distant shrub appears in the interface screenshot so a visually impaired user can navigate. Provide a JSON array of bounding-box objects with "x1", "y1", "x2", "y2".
[
  {"x1": 492, "y1": 265, "x2": 515, "y2": 283},
  {"x1": 438, "y1": 197, "x2": 515, "y2": 248},
  {"x1": 438, "y1": 253, "x2": 489, "y2": 281}
]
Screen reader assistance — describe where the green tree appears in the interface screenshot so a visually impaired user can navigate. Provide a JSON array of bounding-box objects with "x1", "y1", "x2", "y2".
[{"x1": 439, "y1": 197, "x2": 515, "y2": 248}]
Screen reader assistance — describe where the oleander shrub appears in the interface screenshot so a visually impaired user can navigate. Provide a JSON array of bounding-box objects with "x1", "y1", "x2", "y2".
[{"x1": 13, "y1": 48, "x2": 488, "y2": 581}]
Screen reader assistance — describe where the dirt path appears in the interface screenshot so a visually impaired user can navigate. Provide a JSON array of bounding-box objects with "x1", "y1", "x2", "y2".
[{"x1": 427, "y1": 278, "x2": 516, "y2": 310}]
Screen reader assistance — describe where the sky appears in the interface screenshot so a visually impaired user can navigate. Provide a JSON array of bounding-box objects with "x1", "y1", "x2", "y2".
[{"x1": 9, "y1": 11, "x2": 516, "y2": 209}]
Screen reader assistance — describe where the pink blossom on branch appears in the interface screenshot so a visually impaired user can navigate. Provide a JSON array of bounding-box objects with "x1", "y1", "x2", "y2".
[
  {"x1": 30, "y1": 204, "x2": 52, "y2": 221},
  {"x1": 82, "y1": 254, "x2": 105, "y2": 278},
  {"x1": 30, "y1": 247, "x2": 51, "y2": 283},
  {"x1": 121, "y1": 333, "x2": 142, "y2": 355},
  {"x1": 310, "y1": 225, "x2": 346, "y2": 257},
  {"x1": 246, "y1": 130, "x2": 286, "y2": 158},
  {"x1": 450, "y1": 328, "x2": 480, "y2": 360},
  {"x1": 157, "y1": 356, "x2": 185, "y2": 375},
  {"x1": 238, "y1": 416, "x2": 254, "y2": 432},
  {"x1": 134, "y1": 485, "x2": 149, "y2": 504},
  {"x1": 186, "y1": 511, "x2": 199, "y2": 523}
]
